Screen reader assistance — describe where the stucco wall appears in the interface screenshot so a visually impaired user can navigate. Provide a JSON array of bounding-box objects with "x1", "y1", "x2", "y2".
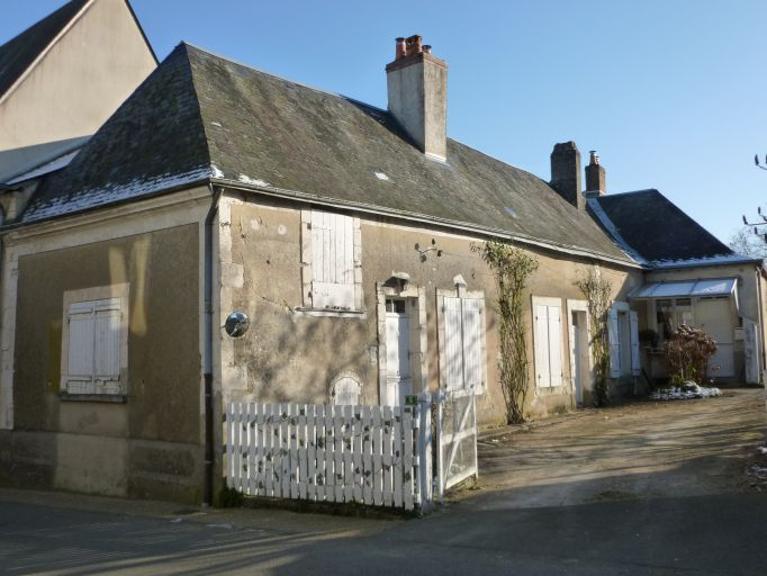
[
  {"x1": 0, "y1": 0, "x2": 156, "y2": 153},
  {"x1": 0, "y1": 224, "x2": 202, "y2": 502},
  {"x1": 219, "y1": 193, "x2": 641, "y2": 428}
]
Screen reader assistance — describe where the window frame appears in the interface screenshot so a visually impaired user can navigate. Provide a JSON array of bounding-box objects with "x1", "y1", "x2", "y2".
[{"x1": 60, "y1": 284, "x2": 130, "y2": 401}]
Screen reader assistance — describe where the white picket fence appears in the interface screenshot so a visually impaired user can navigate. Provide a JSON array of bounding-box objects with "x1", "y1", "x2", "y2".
[{"x1": 225, "y1": 401, "x2": 432, "y2": 511}]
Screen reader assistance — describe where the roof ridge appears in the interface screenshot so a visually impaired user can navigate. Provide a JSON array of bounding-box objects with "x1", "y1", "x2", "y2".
[{"x1": 182, "y1": 42, "x2": 390, "y2": 114}]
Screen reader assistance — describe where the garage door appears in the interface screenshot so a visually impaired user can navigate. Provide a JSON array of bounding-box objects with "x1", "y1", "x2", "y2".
[{"x1": 694, "y1": 298, "x2": 735, "y2": 378}]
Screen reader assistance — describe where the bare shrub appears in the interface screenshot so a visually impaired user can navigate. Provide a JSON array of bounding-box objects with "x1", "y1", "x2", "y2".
[{"x1": 663, "y1": 324, "x2": 717, "y2": 385}]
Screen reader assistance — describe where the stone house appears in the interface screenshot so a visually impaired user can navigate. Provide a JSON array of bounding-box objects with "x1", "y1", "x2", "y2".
[{"x1": 0, "y1": 6, "x2": 762, "y2": 504}]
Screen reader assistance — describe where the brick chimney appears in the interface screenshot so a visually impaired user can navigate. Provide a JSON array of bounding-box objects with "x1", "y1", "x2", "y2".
[
  {"x1": 550, "y1": 141, "x2": 583, "y2": 209},
  {"x1": 585, "y1": 150, "x2": 606, "y2": 195},
  {"x1": 386, "y1": 35, "x2": 447, "y2": 161}
]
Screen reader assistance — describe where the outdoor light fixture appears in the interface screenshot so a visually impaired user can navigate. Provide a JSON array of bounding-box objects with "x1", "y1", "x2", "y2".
[{"x1": 224, "y1": 311, "x2": 250, "y2": 337}]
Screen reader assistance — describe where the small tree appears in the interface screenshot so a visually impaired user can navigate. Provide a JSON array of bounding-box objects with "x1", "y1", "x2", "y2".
[
  {"x1": 575, "y1": 268, "x2": 612, "y2": 406},
  {"x1": 663, "y1": 324, "x2": 717, "y2": 385},
  {"x1": 476, "y1": 241, "x2": 538, "y2": 423}
]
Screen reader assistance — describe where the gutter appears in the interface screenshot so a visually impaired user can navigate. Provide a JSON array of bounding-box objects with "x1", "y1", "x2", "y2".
[{"x1": 202, "y1": 183, "x2": 223, "y2": 506}]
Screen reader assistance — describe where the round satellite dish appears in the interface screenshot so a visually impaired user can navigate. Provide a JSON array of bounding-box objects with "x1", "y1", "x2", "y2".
[{"x1": 224, "y1": 311, "x2": 250, "y2": 338}]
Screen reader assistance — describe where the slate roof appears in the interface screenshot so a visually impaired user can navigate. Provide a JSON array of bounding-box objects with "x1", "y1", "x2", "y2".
[
  {"x1": 24, "y1": 43, "x2": 635, "y2": 265},
  {"x1": 589, "y1": 189, "x2": 755, "y2": 268},
  {"x1": 0, "y1": 0, "x2": 90, "y2": 100}
]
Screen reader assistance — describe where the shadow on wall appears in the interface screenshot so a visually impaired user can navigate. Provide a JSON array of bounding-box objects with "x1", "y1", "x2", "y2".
[{"x1": 230, "y1": 303, "x2": 373, "y2": 404}]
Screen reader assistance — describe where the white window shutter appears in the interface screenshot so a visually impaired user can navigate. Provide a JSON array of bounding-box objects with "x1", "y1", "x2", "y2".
[
  {"x1": 67, "y1": 302, "x2": 96, "y2": 392},
  {"x1": 534, "y1": 304, "x2": 550, "y2": 388},
  {"x1": 311, "y1": 210, "x2": 355, "y2": 309},
  {"x1": 629, "y1": 310, "x2": 640, "y2": 376},
  {"x1": 443, "y1": 297, "x2": 464, "y2": 391},
  {"x1": 608, "y1": 308, "x2": 621, "y2": 378},
  {"x1": 94, "y1": 299, "x2": 122, "y2": 393},
  {"x1": 461, "y1": 298, "x2": 483, "y2": 392},
  {"x1": 547, "y1": 305, "x2": 563, "y2": 388}
]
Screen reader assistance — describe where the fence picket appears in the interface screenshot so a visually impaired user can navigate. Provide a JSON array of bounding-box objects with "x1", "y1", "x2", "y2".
[
  {"x1": 343, "y1": 405, "x2": 354, "y2": 502},
  {"x1": 304, "y1": 404, "x2": 314, "y2": 500},
  {"x1": 372, "y1": 407, "x2": 383, "y2": 506},
  {"x1": 352, "y1": 406, "x2": 363, "y2": 503},
  {"x1": 325, "y1": 405, "x2": 336, "y2": 503},
  {"x1": 382, "y1": 406, "x2": 393, "y2": 507},
  {"x1": 280, "y1": 404, "x2": 290, "y2": 498},
  {"x1": 392, "y1": 406, "x2": 403, "y2": 508},
  {"x1": 226, "y1": 403, "x2": 234, "y2": 489},
  {"x1": 361, "y1": 405, "x2": 373, "y2": 505},
  {"x1": 289, "y1": 404, "x2": 299, "y2": 499},
  {"x1": 315, "y1": 404, "x2": 325, "y2": 501},
  {"x1": 402, "y1": 407, "x2": 414, "y2": 510},
  {"x1": 334, "y1": 406, "x2": 344, "y2": 502}
]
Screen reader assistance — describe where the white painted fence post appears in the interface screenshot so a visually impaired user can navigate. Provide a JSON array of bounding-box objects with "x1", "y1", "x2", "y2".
[{"x1": 418, "y1": 391, "x2": 434, "y2": 510}]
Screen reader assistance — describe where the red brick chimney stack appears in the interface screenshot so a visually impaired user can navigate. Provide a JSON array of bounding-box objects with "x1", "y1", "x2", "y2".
[{"x1": 585, "y1": 150, "x2": 607, "y2": 195}]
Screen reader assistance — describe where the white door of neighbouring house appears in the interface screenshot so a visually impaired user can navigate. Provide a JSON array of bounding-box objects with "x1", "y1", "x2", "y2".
[
  {"x1": 695, "y1": 298, "x2": 735, "y2": 378},
  {"x1": 385, "y1": 302, "x2": 411, "y2": 406}
]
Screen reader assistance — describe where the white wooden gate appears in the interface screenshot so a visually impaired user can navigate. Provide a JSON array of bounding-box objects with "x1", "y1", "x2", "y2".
[
  {"x1": 225, "y1": 400, "x2": 432, "y2": 511},
  {"x1": 435, "y1": 390, "x2": 478, "y2": 496}
]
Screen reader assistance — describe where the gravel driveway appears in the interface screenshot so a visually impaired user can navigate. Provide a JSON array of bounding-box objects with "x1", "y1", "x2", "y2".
[{"x1": 470, "y1": 388, "x2": 766, "y2": 509}]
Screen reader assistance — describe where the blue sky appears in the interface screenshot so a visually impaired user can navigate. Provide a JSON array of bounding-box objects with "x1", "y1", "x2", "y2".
[{"x1": 4, "y1": 1, "x2": 766, "y2": 243}]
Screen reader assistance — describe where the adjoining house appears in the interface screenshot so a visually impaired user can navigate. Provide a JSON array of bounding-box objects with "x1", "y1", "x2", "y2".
[
  {"x1": 588, "y1": 187, "x2": 766, "y2": 385},
  {"x1": 0, "y1": 4, "x2": 761, "y2": 505},
  {"x1": 0, "y1": 0, "x2": 156, "y2": 215}
]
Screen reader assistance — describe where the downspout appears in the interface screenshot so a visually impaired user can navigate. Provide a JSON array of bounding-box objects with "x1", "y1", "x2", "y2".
[{"x1": 203, "y1": 183, "x2": 223, "y2": 506}]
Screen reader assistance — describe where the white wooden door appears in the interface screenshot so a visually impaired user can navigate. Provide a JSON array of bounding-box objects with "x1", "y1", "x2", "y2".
[
  {"x1": 570, "y1": 311, "x2": 584, "y2": 404},
  {"x1": 695, "y1": 298, "x2": 735, "y2": 378},
  {"x1": 385, "y1": 312, "x2": 411, "y2": 406}
]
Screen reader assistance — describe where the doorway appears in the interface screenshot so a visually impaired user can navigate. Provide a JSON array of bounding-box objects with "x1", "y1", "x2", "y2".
[
  {"x1": 384, "y1": 298, "x2": 411, "y2": 406},
  {"x1": 569, "y1": 309, "x2": 589, "y2": 405}
]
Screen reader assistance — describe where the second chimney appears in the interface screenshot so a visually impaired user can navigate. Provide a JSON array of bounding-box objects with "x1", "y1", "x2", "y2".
[
  {"x1": 585, "y1": 151, "x2": 606, "y2": 195},
  {"x1": 550, "y1": 141, "x2": 583, "y2": 209},
  {"x1": 386, "y1": 35, "x2": 447, "y2": 161}
]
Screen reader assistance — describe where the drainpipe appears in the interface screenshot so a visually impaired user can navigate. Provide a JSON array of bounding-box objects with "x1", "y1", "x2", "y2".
[{"x1": 203, "y1": 184, "x2": 223, "y2": 506}]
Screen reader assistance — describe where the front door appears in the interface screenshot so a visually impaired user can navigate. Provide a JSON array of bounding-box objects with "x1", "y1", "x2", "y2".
[{"x1": 385, "y1": 300, "x2": 411, "y2": 406}]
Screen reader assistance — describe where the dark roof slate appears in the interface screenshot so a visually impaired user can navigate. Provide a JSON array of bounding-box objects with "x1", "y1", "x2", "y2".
[
  {"x1": 0, "y1": 0, "x2": 90, "y2": 99},
  {"x1": 24, "y1": 44, "x2": 633, "y2": 264},
  {"x1": 590, "y1": 189, "x2": 736, "y2": 265}
]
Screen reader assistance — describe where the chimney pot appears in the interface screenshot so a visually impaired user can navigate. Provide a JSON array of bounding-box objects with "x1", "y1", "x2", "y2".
[
  {"x1": 405, "y1": 34, "x2": 423, "y2": 56},
  {"x1": 395, "y1": 37, "x2": 407, "y2": 60},
  {"x1": 423, "y1": 45, "x2": 432, "y2": 54}
]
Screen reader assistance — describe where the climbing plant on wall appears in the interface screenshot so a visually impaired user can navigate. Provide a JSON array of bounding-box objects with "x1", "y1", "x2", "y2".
[
  {"x1": 575, "y1": 268, "x2": 612, "y2": 406},
  {"x1": 476, "y1": 241, "x2": 538, "y2": 424}
]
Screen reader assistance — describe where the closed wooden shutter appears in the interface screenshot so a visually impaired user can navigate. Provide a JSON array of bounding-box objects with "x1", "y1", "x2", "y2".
[
  {"x1": 94, "y1": 299, "x2": 122, "y2": 393},
  {"x1": 608, "y1": 308, "x2": 621, "y2": 378},
  {"x1": 547, "y1": 305, "x2": 563, "y2": 388},
  {"x1": 311, "y1": 211, "x2": 355, "y2": 309},
  {"x1": 66, "y1": 297, "x2": 122, "y2": 395},
  {"x1": 461, "y1": 298, "x2": 483, "y2": 391},
  {"x1": 444, "y1": 297, "x2": 464, "y2": 391},
  {"x1": 629, "y1": 310, "x2": 640, "y2": 376},
  {"x1": 67, "y1": 301, "x2": 96, "y2": 393},
  {"x1": 534, "y1": 304, "x2": 551, "y2": 388}
]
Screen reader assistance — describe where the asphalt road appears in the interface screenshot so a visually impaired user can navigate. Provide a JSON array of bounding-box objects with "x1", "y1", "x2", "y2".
[{"x1": 1, "y1": 489, "x2": 767, "y2": 575}]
